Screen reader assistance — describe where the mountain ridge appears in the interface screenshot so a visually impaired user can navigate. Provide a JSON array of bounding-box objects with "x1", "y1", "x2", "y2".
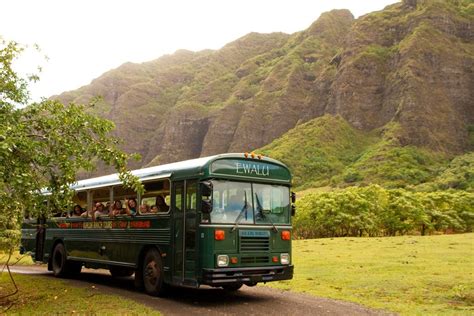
[{"x1": 55, "y1": 0, "x2": 473, "y2": 186}]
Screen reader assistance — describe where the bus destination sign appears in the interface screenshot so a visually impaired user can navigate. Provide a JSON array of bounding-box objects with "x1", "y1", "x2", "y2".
[{"x1": 210, "y1": 159, "x2": 291, "y2": 182}]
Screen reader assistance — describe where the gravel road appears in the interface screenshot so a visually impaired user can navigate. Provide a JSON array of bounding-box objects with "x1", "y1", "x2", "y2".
[{"x1": 9, "y1": 265, "x2": 393, "y2": 315}]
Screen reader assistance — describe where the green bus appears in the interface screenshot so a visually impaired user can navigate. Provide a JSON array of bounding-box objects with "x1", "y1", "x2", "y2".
[{"x1": 21, "y1": 153, "x2": 295, "y2": 295}]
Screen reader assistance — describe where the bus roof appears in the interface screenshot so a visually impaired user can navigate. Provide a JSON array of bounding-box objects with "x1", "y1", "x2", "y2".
[{"x1": 71, "y1": 153, "x2": 290, "y2": 191}]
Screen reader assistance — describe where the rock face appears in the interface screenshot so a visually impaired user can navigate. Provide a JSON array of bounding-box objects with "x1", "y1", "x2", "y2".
[
  {"x1": 55, "y1": 0, "x2": 473, "y2": 172},
  {"x1": 329, "y1": 1, "x2": 473, "y2": 153}
]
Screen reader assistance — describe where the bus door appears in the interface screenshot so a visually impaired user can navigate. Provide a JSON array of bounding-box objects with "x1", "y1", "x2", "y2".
[
  {"x1": 172, "y1": 181, "x2": 184, "y2": 283},
  {"x1": 35, "y1": 217, "x2": 46, "y2": 261},
  {"x1": 172, "y1": 180, "x2": 198, "y2": 286},
  {"x1": 184, "y1": 180, "x2": 198, "y2": 284}
]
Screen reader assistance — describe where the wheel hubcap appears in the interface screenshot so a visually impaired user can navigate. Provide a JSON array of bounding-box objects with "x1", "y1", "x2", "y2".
[
  {"x1": 54, "y1": 252, "x2": 62, "y2": 269},
  {"x1": 145, "y1": 260, "x2": 159, "y2": 285}
]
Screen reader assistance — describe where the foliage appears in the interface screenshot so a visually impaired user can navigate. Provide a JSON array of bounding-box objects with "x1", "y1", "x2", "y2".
[
  {"x1": 0, "y1": 38, "x2": 143, "y2": 252},
  {"x1": 0, "y1": 251, "x2": 33, "y2": 265},
  {"x1": 267, "y1": 234, "x2": 474, "y2": 315},
  {"x1": 258, "y1": 116, "x2": 454, "y2": 190},
  {"x1": 259, "y1": 115, "x2": 377, "y2": 188},
  {"x1": 341, "y1": 142, "x2": 446, "y2": 188},
  {"x1": 430, "y1": 152, "x2": 474, "y2": 191},
  {"x1": 294, "y1": 185, "x2": 473, "y2": 238}
]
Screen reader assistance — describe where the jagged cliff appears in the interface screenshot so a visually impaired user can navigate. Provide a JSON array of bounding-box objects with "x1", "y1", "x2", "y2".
[{"x1": 56, "y1": 0, "x2": 473, "y2": 181}]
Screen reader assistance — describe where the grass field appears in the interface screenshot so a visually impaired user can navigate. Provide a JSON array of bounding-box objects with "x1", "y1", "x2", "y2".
[
  {"x1": 267, "y1": 233, "x2": 474, "y2": 315},
  {"x1": 0, "y1": 273, "x2": 160, "y2": 315},
  {"x1": 0, "y1": 252, "x2": 34, "y2": 266}
]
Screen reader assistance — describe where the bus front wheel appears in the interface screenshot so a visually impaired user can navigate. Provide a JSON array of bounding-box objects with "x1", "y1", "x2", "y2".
[
  {"x1": 52, "y1": 243, "x2": 81, "y2": 277},
  {"x1": 142, "y1": 248, "x2": 166, "y2": 296}
]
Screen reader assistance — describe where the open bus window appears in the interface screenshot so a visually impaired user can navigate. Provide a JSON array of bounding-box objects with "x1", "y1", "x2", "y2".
[
  {"x1": 70, "y1": 191, "x2": 88, "y2": 217},
  {"x1": 140, "y1": 194, "x2": 170, "y2": 214},
  {"x1": 66, "y1": 179, "x2": 172, "y2": 217},
  {"x1": 113, "y1": 186, "x2": 135, "y2": 201},
  {"x1": 140, "y1": 179, "x2": 171, "y2": 214}
]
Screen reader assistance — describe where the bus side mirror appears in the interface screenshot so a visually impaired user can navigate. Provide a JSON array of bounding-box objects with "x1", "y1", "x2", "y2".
[
  {"x1": 291, "y1": 204, "x2": 296, "y2": 216},
  {"x1": 200, "y1": 181, "x2": 213, "y2": 197},
  {"x1": 291, "y1": 192, "x2": 296, "y2": 204},
  {"x1": 201, "y1": 200, "x2": 212, "y2": 214}
]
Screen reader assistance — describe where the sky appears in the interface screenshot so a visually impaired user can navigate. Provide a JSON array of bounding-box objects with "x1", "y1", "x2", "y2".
[{"x1": 1, "y1": 0, "x2": 399, "y2": 101}]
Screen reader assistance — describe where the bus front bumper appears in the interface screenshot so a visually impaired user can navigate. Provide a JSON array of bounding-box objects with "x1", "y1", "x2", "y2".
[{"x1": 201, "y1": 265, "x2": 293, "y2": 285}]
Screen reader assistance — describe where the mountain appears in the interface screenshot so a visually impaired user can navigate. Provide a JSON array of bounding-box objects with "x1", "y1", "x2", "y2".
[
  {"x1": 55, "y1": 0, "x2": 473, "y2": 187},
  {"x1": 258, "y1": 114, "x2": 455, "y2": 189}
]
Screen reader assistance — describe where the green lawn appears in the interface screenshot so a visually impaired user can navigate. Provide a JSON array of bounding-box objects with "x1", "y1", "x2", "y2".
[
  {"x1": 268, "y1": 233, "x2": 474, "y2": 315},
  {"x1": 0, "y1": 274, "x2": 160, "y2": 315},
  {"x1": 0, "y1": 252, "x2": 34, "y2": 265}
]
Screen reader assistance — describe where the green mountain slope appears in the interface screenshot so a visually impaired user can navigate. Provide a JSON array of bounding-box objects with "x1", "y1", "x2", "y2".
[
  {"x1": 257, "y1": 115, "x2": 454, "y2": 189},
  {"x1": 258, "y1": 115, "x2": 378, "y2": 188}
]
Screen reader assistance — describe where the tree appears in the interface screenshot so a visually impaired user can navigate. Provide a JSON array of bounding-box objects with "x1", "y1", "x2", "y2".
[{"x1": 0, "y1": 38, "x2": 143, "y2": 257}]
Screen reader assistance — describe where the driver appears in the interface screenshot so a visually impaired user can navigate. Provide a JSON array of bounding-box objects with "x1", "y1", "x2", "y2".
[
  {"x1": 225, "y1": 190, "x2": 251, "y2": 223},
  {"x1": 227, "y1": 193, "x2": 243, "y2": 211}
]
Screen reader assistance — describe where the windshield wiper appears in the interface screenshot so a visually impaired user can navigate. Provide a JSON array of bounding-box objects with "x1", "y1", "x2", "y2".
[
  {"x1": 231, "y1": 191, "x2": 248, "y2": 232},
  {"x1": 255, "y1": 193, "x2": 278, "y2": 232}
]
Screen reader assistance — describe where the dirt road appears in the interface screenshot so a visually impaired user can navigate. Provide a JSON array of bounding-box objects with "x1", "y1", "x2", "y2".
[{"x1": 9, "y1": 265, "x2": 392, "y2": 315}]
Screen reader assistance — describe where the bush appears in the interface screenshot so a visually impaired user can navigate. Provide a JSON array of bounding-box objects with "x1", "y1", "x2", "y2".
[{"x1": 293, "y1": 186, "x2": 474, "y2": 238}]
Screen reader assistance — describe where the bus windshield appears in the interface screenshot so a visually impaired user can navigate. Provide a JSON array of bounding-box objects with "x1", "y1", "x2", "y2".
[{"x1": 210, "y1": 180, "x2": 290, "y2": 225}]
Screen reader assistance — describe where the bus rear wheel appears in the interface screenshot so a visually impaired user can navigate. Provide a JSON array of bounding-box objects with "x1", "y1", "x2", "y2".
[
  {"x1": 52, "y1": 243, "x2": 81, "y2": 277},
  {"x1": 142, "y1": 248, "x2": 166, "y2": 296}
]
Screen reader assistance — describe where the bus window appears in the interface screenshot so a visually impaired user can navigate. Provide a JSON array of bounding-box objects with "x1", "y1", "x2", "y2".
[
  {"x1": 253, "y1": 183, "x2": 290, "y2": 224},
  {"x1": 91, "y1": 188, "x2": 110, "y2": 202},
  {"x1": 186, "y1": 182, "x2": 197, "y2": 211},
  {"x1": 185, "y1": 180, "x2": 197, "y2": 251},
  {"x1": 211, "y1": 180, "x2": 253, "y2": 224},
  {"x1": 113, "y1": 186, "x2": 136, "y2": 201},
  {"x1": 72, "y1": 191, "x2": 87, "y2": 209},
  {"x1": 175, "y1": 185, "x2": 183, "y2": 213},
  {"x1": 140, "y1": 179, "x2": 171, "y2": 214}
]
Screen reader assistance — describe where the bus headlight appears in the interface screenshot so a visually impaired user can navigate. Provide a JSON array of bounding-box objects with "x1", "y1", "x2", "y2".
[
  {"x1": 280, "y1": 253, "x2": 290, "y2": 265},
  {"x1": 217, "y1": 255, "x2": 229, "y2": 267}
]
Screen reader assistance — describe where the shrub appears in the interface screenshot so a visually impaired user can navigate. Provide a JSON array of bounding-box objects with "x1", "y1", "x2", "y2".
[{"x1": 294, "y1": 186, "x2": 473, "y2": 238}]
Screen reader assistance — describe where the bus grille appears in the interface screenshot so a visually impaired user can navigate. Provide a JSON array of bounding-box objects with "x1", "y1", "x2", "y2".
[
  {"x1": 240, "y1": 236, "x2": 270, "y2": 252},
  {"x1": 241, "y1": 256, "x2": 269, "y2": 264}
]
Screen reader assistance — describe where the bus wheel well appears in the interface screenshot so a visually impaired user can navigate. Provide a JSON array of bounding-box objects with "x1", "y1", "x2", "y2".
[
  {"x1": 135, "y1": 245, "x2": 162, "y2": 289},
  {"x1": 137, "y1": 245, "x2": 162, "y2": 268},
  {"x1": 48, "y1": 239, "x2": 64, "y2": 271}
]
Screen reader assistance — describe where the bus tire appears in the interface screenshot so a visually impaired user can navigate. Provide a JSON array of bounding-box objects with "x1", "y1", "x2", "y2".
[
  {"x1": 222, "y1": 283, "x2": 243, "y2": 292},
  {"x1": 52, "y1": 243, "x2": 81, "y2": 277},
  {"x1": 51, "y1": 243, "x2": 68, "y2": 277},
  {"x1": 110, "y1": 266, "x2": 134, "y2": 277},
  {"x1": 142, "y1": 248, "x2": 166, "y2": 296}
]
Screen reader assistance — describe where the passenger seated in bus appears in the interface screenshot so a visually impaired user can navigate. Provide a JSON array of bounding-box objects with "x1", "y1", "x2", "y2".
[
  {"x1": 225, "y1": 191, "x2": 250, "y2": 222},
  {"x1": 139, "y1": 203, "x2": 150, "y2": 214},
  {"x1": 69, "y1": 205, "x2": 83, "y2": 217},
  {"x1": 125, "y1": 198, "x2": 137, "y2": 216},
  {"x1": 53, "y1": 211, "x2": 66, "y2": 217},
  {"x1": 155, "y1": 195, "x2": 169, "y2": 212},
  {"x1": 109, "y1": 200, "x2": 123, "y2": 217},
  {"x1": 227, "y1": 193, "x2": 244, "y2": 211},
  {"x1": 81, "y1": 204, "x2": 96, "y2": 219},
  {"x1": 150, "y1": 205, "x2": 159, "y2": 213},
  {"x1": 94, "y1": 202, "x2": 109, "y2": 218}
]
